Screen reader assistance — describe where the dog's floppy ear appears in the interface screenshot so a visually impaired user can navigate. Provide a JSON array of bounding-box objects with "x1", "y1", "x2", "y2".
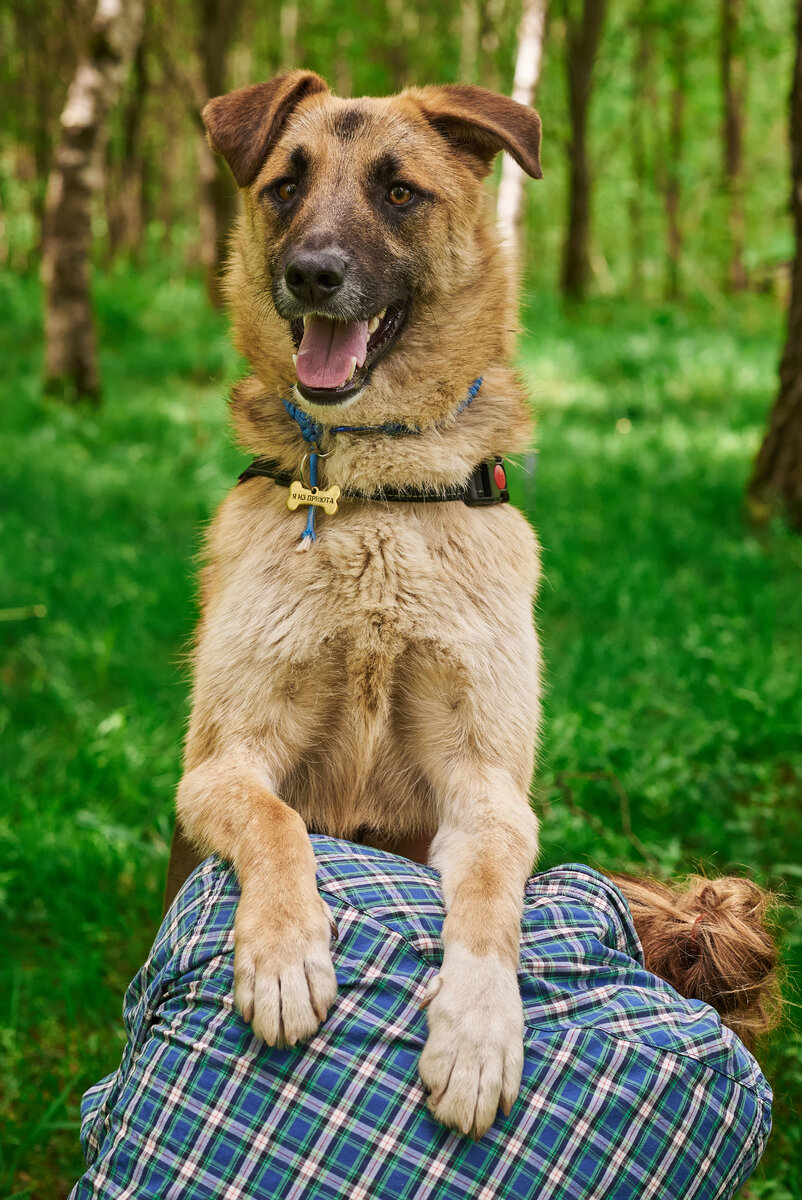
[
  {"x1": 411, "y1": 84, "x2": 542, "y2": 180},
  {"x1": 202, "y1": 71, "x2": 329, "y2": 188}
]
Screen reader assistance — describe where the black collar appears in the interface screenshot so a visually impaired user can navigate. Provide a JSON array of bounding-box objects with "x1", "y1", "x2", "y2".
[{"x1": 237, "y1": 456, "x2": 510, "y2": 508}]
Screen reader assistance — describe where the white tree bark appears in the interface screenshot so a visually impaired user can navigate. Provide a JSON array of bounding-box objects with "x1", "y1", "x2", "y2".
[
  {"x1": 496, "y1": 0, "x2": 548, "y2": 262},
  {"x1": 42, "y1": 0, "x2": 145, "y2": 401}
]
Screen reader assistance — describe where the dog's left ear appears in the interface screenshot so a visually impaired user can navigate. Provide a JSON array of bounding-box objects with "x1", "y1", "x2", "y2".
[
  {"x1": 411, "y1": 84, "x2": 542, "y2": 180},
  {"x1": 202, "y1": 70, "x2": 329, "y2": 188}
]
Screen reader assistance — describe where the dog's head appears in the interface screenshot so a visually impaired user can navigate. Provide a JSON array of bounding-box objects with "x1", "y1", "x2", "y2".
[{"x1": 204, "y1": 72, "x2": 541, "y2": 413}]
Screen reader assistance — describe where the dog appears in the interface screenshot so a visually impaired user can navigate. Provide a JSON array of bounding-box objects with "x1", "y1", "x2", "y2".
[{"x1": 175, "y1": 70, "x2": 543, "y2": 1139}]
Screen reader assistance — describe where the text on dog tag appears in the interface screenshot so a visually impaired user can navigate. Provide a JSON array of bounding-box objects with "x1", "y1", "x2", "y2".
[{"x1": 287, "y1": 481, "x2": 341, "y2": 515}]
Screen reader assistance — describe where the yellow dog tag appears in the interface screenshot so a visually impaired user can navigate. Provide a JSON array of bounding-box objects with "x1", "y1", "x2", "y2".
[{"x1": 287, "y1": 481, "x2": 341, "y2": 515}]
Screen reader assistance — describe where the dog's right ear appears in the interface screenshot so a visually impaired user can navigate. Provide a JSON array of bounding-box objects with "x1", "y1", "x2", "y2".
[{"x1": 202, "y1": 71, "x2": 329, "y2": 188}]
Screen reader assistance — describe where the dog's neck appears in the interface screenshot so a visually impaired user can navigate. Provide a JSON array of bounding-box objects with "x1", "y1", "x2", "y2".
[
  {"x1": 226, "y1": 208, "x2": 533, "y2": 492},
  {"x1": 230, "y1": 366, "x2": 531, "y2": 494}
]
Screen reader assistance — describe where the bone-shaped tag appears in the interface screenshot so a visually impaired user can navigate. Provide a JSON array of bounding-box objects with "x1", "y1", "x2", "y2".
[{"x1": 287, "y1": 481, "x2": 341, "y2": 515}]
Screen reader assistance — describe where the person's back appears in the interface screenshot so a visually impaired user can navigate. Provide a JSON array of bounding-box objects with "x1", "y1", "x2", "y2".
[{"x1": 72, "y1": 838, "x2": 772, "y2": 1199}]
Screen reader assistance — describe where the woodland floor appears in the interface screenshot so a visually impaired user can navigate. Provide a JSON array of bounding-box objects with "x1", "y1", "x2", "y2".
[{"x1": 1, "y1": 269, "x2": 800, "y2": 1198}]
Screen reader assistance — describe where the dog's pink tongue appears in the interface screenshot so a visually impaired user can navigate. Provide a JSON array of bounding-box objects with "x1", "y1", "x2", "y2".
[{"x1": 296, "y1": 316, "x2": 368, "y2": 389}]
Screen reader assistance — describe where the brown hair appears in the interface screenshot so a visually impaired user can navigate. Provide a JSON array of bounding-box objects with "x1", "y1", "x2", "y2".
[{"x1": 610, "y1": 872, "x2": 782, "y2": 1051}]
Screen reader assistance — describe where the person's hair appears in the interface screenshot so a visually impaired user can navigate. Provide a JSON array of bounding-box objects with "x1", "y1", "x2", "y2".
[{"x1": 609, "y1": 871, "x2": 782, "y2": 1051}]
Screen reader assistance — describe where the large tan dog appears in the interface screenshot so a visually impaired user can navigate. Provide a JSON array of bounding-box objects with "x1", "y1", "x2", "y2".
[{"x1": 176, "y1": 70, "x2": 542, "y2": 1139}]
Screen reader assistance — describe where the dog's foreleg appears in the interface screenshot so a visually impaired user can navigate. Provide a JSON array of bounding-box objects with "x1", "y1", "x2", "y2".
[
  {"x1": 176, "y1": 751, "x2": 337, "y2": 1046},
  {"x1": 421, "y1": 766, "x2": 538, "y2": 1139}
]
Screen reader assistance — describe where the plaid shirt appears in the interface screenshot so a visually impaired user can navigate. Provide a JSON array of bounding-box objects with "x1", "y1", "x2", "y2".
[{"x1": 71, "y1": 838, "x2": 771, "y2": 1199}]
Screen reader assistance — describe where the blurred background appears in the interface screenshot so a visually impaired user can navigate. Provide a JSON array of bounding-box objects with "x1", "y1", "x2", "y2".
[{"x1": 2, "y1": 0, "x2": 802, "y2": 1195}]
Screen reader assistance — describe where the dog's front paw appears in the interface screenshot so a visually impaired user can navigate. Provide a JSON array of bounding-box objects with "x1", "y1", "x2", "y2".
[
  {"x1": 233, "y1": 890, "x2": 338, "y2": 1047},
  {"x1": 419, "y1": 945, "x2": 524, "y2": 1139}
]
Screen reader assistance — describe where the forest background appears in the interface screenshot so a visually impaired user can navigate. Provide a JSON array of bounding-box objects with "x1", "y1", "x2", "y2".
[{"x1": 2, "y1": 0, "x2": 802, "y2": 1196}]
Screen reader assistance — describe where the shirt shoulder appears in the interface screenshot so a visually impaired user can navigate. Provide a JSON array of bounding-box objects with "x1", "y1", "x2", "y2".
[
  {"x1": 160, "y1": 841, "x2": 770, "y2": 1100},
  {"x1": 517, "y1": 863, "x2": 769, "y2": 1101}
]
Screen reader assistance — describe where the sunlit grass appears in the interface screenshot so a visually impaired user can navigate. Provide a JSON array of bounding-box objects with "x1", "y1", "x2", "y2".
[{"x1": 1, "y1": 271, "x2": 800, "y2": 1196}]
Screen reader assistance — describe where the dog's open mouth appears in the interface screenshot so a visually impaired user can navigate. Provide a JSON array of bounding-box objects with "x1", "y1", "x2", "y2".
[{"x1": 290, "y1": 302, "x2": 408, "y2": 404}]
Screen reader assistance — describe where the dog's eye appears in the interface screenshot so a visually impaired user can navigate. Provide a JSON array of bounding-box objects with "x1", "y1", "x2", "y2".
[
  {"x1": 275, "y1": 180, "x2": 298, "y2": 203},
  {"x1": 387, "y1": 184, "x2": 413, "y2": 207}
]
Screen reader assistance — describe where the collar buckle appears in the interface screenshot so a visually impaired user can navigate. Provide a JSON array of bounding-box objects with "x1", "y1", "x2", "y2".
[{"x1": 463, "y1": 457, "x2": 509, "y2": 507}]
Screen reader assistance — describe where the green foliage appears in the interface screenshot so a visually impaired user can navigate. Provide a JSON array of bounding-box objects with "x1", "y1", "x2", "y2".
[
  {"x1": 0, "y1": 267, "x2": 243, "y2": 1196},
  {"x1": 518, "y1": 289, "x2": 802, "y2": 1197},
  {"x1": 0, "y1": 268, "x2": 800, "y2": 1194},
  {"x1": 2, "y1": 0, "x2": 794, "y2": 299},
  {"x1": 524, "y1": 0, "x2": 794, "y2": 293}
]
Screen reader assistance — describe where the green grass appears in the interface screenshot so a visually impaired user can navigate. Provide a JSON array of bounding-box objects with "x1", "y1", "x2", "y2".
[{"x1": 1, "y1": 269, "x2": 800, "y2": 1197}]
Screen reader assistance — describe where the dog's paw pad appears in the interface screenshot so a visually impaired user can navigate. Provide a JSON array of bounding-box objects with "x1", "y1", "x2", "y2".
[
  {"x1": 419, "y1": 946, "x2": 524, "y2": 1139},
  {"x1": 234, "y1": 895, "x2": 338, "y2": 1047}
]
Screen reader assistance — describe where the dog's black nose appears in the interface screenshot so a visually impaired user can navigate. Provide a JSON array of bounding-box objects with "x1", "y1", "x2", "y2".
[{"x1": 284, "y1": 251, "x2": 346, "y2": 306}]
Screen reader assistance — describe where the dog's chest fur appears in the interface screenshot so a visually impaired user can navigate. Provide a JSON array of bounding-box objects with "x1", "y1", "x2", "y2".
[{"x1": 189, "y1": 480, "x2": 539, "y2": 838}]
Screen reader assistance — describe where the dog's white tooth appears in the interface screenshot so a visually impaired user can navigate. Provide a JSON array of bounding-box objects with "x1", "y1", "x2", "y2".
[
  {"x1": 292, "y1": 353, "x2": 298, "y2": 368},
  {"x1": 368, "y1": 316, "x2": 380, "y2": 335},
  {"x1": 303, "y1": 314, "x2": 311, "y2": 328},
  {"x1": 378, "y1": 308, "x2": 387, "y2": 320},
  {"x1": 347, "y1": 356, "x2": 357, "y2": 381}
]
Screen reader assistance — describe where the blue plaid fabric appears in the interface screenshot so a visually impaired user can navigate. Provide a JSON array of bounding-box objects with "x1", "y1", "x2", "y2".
[{"x1": 71, "y1": 837, "x2": 771, "y2": 1199}]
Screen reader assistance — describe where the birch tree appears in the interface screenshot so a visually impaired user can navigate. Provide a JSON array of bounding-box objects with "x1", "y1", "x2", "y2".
[
  {"x1": 42, "y1": 0, "x2": 145, "y2": 401},
  {"x1": 496, "y1": 0, "x2": 548, "y2": 263}
]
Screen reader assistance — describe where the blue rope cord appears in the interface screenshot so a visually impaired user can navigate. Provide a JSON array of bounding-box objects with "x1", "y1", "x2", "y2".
[
  {"x1": 283, "y1": 377, "x2": 483, "y2": 547},
  {"x1": 454, "y1": 375, "x2": 483, "y2": 415},
  {"x1": 299, "y1": 451, "x2": 318, "y2": 546},
  {"x1": 282, "y1": 377, "x2": 482, "y2": 446},
  {"x1": 282, "y1": 402, "x2": 322, "y2": 444}
]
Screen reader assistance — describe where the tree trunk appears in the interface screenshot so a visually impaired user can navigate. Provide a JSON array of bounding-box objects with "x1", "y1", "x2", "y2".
[
  {"x1": 30, "y1": 33, "x2": 57, "y2": 243},
  {"x1": 663, "y1": 17, "x2": 686, "y2": 301},
  {"x1": 13, "y1": 0, "x2": 86, "y2": 263},
  {"x1": 42, "y1": 0, "x2": 145, "y2": 402},
  {"x1": 478, "y1": 0, "x2": 502, "y2": 93},
  {"x1": 280, "y1": 1, "x2": 300, "y2": 68},
  {"x1": 560, "y1": 0, "x2": 609, "y2": 301},
  {"x1": 334, "y1": 28, "x2": 354, "y2": 97},
  {"x1": 721, "y1": 0, "x2": 747, "y2": 291},
  {"x1": 385, "y1": 0, "x2": 408, "y2": 89},
  {"x1": 458, "y1": 0, "x2": 481, "y2": 83},
  {"x1": 628, "y1": 11, "x2": 650, "y2": 294},
  {"x1": 748, "y1": 0, "x2": 802, "y2": 530},
  {"x1": 107, "y1": 38, "x2": 149, "y2": 261},
  {"x1": 198, "y1": 0, "x2": 243, "y2": 308},
  {"x1": 496, "y1": 0, "x2": 548, "y2": 264}
]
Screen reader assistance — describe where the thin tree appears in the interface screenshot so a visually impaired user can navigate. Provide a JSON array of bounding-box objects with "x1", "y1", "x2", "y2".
[
  {"x1": 558, "y1": 0, "x2": 609, "y2": 301},
  {"x1": 280, "y1": 0, "x2": 300, "y2": 68},
  {"x1": 107, "y1": 39, "x2": 149, "y2": 260},
  {"x1": 459, "y1": 0, "x2": 481, "y2": 83},
  {"x1": 197, "y1": 0, "x2": 244, "y2": 308},
  {"x1": 748, "y1": 0, "x2": 802, "y2": 530},
  {"x1": 497, "y1": 0, "x2": 549, "y2": 264},
  {"x1": 720, "y1": 0, "x2": 747, "y2": 290},
  {"x1": 662, "y1": 13, "x2": 686, "y2": 300},
  {"x1": 42, "y1": 0, "x2": 145, "y2": 401},
  {"x1": 628, "y1": 9, "x2": 651, "y2": 295},
  {"x1": 385, "y1": 0, "x2": 408, "y2": 89},
  {"x1": 8, "y1": 1, "x2": 85, "y2": 261}
]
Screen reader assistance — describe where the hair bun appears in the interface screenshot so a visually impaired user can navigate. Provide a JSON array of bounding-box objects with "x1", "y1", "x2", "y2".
[{"x1": 611, "y1": 872, "x2": 781, "y2": 1050}]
